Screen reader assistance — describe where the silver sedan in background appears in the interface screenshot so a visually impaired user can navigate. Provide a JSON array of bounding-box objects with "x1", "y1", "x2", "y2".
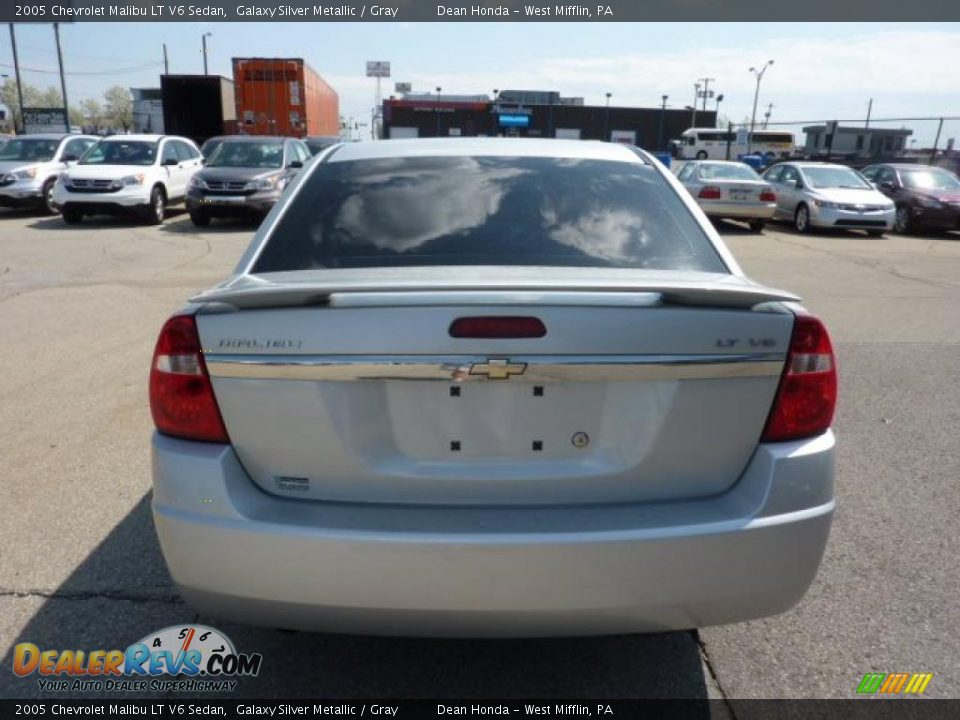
[
  {"x1": 763, "y1": 161, "x2": 895, "y2": 236},
  {"x1": 676, "y1": 160, "x2": 777, "y2": 233}
]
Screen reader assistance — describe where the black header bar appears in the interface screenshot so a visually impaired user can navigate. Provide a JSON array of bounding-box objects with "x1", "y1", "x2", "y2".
[{"x1": 4, "y1": 0, "x2": 960, "y2": 23}]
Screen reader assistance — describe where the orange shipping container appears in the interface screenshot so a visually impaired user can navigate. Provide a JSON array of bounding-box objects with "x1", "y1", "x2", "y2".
[{"x1": 232, "y1": 57, "x2": 339, "y2": 138}]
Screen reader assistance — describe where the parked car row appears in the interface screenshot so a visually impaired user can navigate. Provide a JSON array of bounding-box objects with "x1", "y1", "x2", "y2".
[
  {"x1": 0, "y1": 132, "x2": 346, "y2": 227},
  {"x1": 674, "y1": 157, "x2": 960, "y2": 236},
  {"x1": 0, "y1": 133, "x2": 99, "y2": 214}
]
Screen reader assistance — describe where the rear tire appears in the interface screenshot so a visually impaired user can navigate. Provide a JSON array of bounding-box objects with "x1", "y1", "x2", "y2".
[
  {"x1": 145, "y1": 186, "x2": 166, "y2": 225},
  {"x1": 794, "y1": 204, "x2": 812, "y2": 234},
  {"x1": 695, "y1": 150, "x2": 708, "y2": 160},
  {"x1": 189, "y1": 209, "x2": 210, "y2": 227},
  {"x1": 749, "y1": 219, "x2": 766, "y2": 233},
  {"x1": 41, "y1": 178, "x2": 58, "y2": 215},
  {"x1": 893, "y1": 205, "x2": 911, "y2": 234},
  {"x1": 61, "y1": 205, "x2": 83, "y2": 225}
]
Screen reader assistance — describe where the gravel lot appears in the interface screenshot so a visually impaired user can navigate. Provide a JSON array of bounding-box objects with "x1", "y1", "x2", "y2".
[{"x1": 1, "y1": 206, "x2": 957, "y2": 701}]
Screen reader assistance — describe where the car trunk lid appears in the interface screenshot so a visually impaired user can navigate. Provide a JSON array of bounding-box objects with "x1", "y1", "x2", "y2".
[{"x1": 195, "y1": 270, "x2": 797, "y2": 506}]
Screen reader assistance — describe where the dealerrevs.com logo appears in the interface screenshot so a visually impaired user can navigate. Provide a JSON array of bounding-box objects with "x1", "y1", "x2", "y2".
[{"x1": 13, "y1": 625, "x2": 262, "y2": 693}]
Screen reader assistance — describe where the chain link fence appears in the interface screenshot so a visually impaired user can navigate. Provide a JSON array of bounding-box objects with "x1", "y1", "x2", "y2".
[{"x1": 716, "y1": 116, "x2": 960, "y2": 171}]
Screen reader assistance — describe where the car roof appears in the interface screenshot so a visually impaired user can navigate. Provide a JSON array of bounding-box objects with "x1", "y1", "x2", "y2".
[
  {"x1": 210, "y1": 135, "x2": 288, "y2": 143},
  {"x1": 328, "y1": 138, "x2": 646, "y2": 164},
  {"x1": 785, "y1": 162, "x2": 854, "y2": 169},
  {"x1": 100, "y1": 134, "x2": 164, "y2": 142},
  {"x1": 100, "y1": 134, "x2": 193, "y2": 143},
  {"x1": 879, "y1": 163, "x2": 948, "y2": 171},
  {"x1": 11, "y1": 133, "x2": 71, "y2": 140},
  {"x1": 686, "y1": 160, "x2": 746, "y2": 165}
]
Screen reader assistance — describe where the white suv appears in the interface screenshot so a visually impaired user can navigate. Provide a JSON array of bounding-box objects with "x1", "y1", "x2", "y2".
[
  {"x1": 0, "y1": 134, "x2": 98, "y2": 214},
  {"x1": 53, "y1": 134, "x2": 202, "y2": 224}
]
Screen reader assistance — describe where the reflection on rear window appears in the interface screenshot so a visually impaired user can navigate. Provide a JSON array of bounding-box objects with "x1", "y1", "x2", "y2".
[{"x1": 253, "y1": 156, "x2": 726, "y2": 273}]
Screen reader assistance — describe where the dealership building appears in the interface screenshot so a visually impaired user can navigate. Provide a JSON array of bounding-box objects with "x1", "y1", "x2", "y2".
[{"x1": 382, "y1": 89, "x2": 715, "y2": 150}]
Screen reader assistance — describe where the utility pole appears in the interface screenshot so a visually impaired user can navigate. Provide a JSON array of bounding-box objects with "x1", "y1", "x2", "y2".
[
  {"x1": 697, "y1": 77, "x2": 715, "y2": 113},
  {"x1": 163, "y1": 44, "x2": 169, "y2": 74},
  {"x1": 931, "y1": 117, "x2": 944, "y2": 163},
  {"x1": 763, "y1": 102, "x2": 773, "y2": 129},
  {"x1": 691, "y1": 83, "x2": 699, "y2": 128},
  {"x1": 202, "y1": 32, "x2": 212, "y2": 75},
  {"x1": 8, "y1": 24, "x2": 25, "y2": 133},
  {"x1": 865, "y1": 98, "x2": 873, "y2": 129},
  {"x1": 53, "y1": 23, "x2": 69, "y2": 129},
  {"x1": 748, "y1": 60, "x2": 775, "y2": 154},
  {"x1": 715, "y1": 93, "x2": 724, "y2": 127}
]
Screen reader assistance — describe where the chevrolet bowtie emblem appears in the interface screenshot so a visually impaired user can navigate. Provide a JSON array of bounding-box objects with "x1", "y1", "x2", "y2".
[{"x1": 469, "y1": 359, "x2": 527, "y2": 380}]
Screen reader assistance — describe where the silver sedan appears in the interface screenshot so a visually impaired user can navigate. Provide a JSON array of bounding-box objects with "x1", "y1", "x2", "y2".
[
  {"x1": 676, "y1": 160, "x2": 777, "y2": 232},
  {"x1": 150, "y1": 138, "x2": 836, "y2": 637},
  {"x1": 763, "y1": 161, "x2": 895, "y2": 235}
]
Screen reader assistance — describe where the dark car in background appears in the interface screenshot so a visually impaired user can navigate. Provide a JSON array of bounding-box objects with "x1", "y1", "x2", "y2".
[
  {"x1": 861, "y1": 163, "x2": 960, "y2": 233},
  {"x1": 186, "y1": 136, "x2": 311, "y2": 226}
]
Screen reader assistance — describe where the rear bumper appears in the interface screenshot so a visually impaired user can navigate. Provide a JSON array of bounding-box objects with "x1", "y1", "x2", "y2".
[
  {"x1": 152, "y1": 431, "x2": 835, "y2": 637},
  {"x1": 697, "y1": 200, "x2": 776, "y2": 220}
]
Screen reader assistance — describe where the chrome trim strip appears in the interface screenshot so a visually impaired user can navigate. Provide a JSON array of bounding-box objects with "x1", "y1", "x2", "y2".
[
  {"x1": 327, "y1": 291, "x2": 665, "y2": 308},
  {"x1": 205, "y1": 353, "x2": 784, "y2": 382}
]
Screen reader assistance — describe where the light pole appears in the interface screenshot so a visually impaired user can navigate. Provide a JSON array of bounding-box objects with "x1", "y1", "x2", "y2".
[
  {"x1": 715, "y1": 93, "x2": 724, "y2": 127},
  {"x1": 748, "y1": 59, "x2": 774, "y2": 153},
  {"x1": 604, "y1": 92, "x2": 612, "y2": 141},
  {"x1": 435, "y1": 86, "x2": 442, "y2": 137},
  {"x1": 202, "y1": 32, "x2": 212, "y2": 75},
  {"x1": 658, "y1": 95, "x2": 668, "y2": 151}
]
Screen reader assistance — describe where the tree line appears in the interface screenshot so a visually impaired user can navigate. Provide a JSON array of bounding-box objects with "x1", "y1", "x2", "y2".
[{"x1": 1, "y1": 80, "x2": 133, "y2": 134}]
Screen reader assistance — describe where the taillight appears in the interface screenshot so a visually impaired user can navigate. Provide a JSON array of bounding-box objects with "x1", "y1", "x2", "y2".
[
  {"x1": 149, "y1": 315, "x2": 228, "y2": 443},
  {"x1": 759, "y1": 189, "x2": 777, "y2": 202},
  {"x1": 762, "y1": 314, "x2": 837, "y2": 442},
  {"x1": 449, "y1": 316, "x2": 547, "y2": 338},
  {"x1": 698, "y1": 186, "x2": 722, "y2": 199}
]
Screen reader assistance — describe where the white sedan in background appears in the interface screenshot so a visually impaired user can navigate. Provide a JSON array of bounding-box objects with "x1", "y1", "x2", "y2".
[{"x1": 676, "y1": 160, "x2": 777, "y2": 233}]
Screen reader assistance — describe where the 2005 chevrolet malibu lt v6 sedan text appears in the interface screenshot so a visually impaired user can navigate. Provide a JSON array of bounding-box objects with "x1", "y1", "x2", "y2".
[{"x1": 149, "y1": 138, "x2": 837, "y2": 637}]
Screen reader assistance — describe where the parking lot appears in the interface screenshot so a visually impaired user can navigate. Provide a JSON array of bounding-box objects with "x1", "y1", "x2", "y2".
[{"x1": 0, "y1": 206, "x2": 957, "y2": 701}]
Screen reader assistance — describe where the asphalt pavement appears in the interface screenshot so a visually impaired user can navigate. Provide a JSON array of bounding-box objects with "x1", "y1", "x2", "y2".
[{"x1": 0, "y1": 207, "x2": 957, "y2": 701}]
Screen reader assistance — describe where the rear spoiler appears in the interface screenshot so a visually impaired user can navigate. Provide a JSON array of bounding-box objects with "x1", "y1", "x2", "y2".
[{"x1": 193, "y1": 276, "x2": 800, "y2": 312}]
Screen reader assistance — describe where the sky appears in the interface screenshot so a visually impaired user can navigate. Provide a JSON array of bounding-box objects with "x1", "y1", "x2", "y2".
[{"x1": 2, "y1": 22, "x2": 959, "y2": 144}]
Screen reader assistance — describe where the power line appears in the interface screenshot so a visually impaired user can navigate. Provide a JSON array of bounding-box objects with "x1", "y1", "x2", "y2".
[
  {"x1": 0, "y1": 61, "x2": 163, "y2": 76},
  {"x1": 12, "y1": 41, "x2": 156, "y2": 65}
]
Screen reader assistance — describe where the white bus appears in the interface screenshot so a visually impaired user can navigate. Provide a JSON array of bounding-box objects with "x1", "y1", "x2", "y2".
[{"x1": 675, "y1": 127, "x2": 796, "y2": 160}]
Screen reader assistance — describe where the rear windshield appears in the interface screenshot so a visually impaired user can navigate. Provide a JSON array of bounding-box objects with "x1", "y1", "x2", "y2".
[
  {"x1": 253, "y1": 156, "x2": 725, "y2": 273},
  {"x1": 698, "y1": 163, "x2": 761, "y2": 181}
]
